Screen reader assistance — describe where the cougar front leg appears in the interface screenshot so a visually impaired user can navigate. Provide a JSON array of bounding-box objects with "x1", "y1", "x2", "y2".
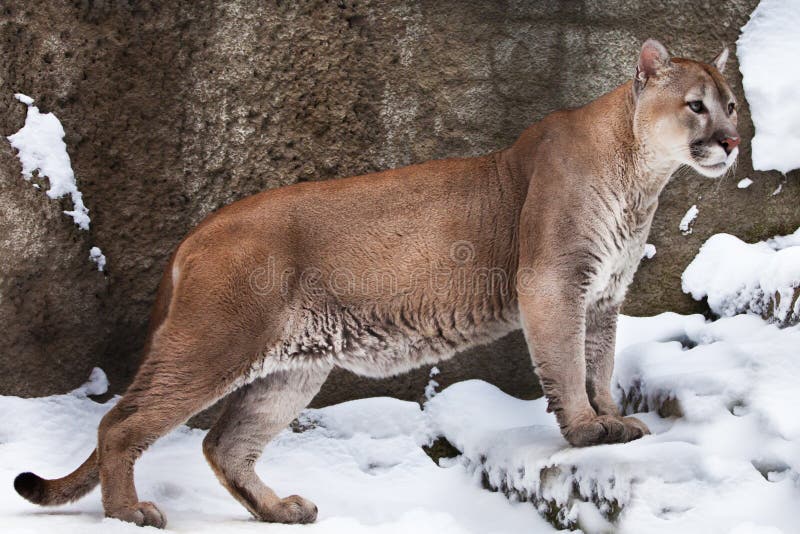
[
  {"x1": 585, "y1": 305, "x2": 622, "y2": 416},
  {"x1": 585, "y1": 305, "x2": 650, "y2": 437},
  {"x1": 518, "y1": 275, "x2": 643, "y2": 447}
]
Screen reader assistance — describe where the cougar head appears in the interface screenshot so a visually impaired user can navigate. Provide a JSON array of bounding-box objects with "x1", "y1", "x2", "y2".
[{"x1": 632, "y1": 39, "x2": 739, "y2": 178}]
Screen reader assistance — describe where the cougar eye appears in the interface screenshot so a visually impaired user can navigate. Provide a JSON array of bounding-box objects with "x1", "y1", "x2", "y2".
[
  {"x1": 687, "y1": 101, "x2": 705, "y2": 113},
  {"x1": 728, "y1": 102, "x2": 736, "y2": 114}
]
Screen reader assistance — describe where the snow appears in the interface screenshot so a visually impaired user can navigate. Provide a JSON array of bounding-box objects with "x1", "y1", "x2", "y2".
[
  {"x1": 737, "y1": 177, "x2": 753, "y2": 189},
  {"x1": 427, "y1": 313, "x2": 800, "y2": 533},
  {"x1": 7, "y1": 94, "x2": 90, "y2": 230},
  {"x1": 682, "y1": 229, "x2": 800, "y2": 324},
  {"x1": 737, "y1": 0, "x2": 800, "y2": 174},
  {"x1": 4, "y1": 310, "x2": 800, "y2": 533},
  {"x1": 72, "y1": 367, "x2": 110, "y2": 397},
  {"x1": 678, "y1": 205, "x2": 698, "y2": 235},
  {"x1": 642, "y1": 243, "x2": 656, "y2": 259},
  {"x1": 14, "y1": 93, "x2": 34, "y2": 105},
  {"x1": 0, "y1": 376, "x2": 555, "y2": 534},
  {"x1": 425, "y1": 366, "x2": 441, "y2": 400},
  {"x1": 89, "y1": 247, "x2": 107, "y2": 272}
]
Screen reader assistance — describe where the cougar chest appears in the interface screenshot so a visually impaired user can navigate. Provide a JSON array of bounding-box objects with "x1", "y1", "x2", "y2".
[{"x1": 585, "y1": 201, "x2": 655, "y2": 310}]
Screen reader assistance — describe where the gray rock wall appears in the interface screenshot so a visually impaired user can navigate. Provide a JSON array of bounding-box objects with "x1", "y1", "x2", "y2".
[{"x1": 1, "y1": 1, "x2": 797, "y2": 407}]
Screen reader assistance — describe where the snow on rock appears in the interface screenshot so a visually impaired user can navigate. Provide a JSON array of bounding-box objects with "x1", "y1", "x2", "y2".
[
  {"x1": 737, "y1": 177, "x2": 754, "y2": 189},
  {"x1": 679, "y1": 205, "x2": 698, "y2": 235},
  {"x1": 737, "y1": 0, "x2": 800, "y2": 174},
  {"x1": 71, "y1": 367, "x2": 109, "y2": 397},
  {"x1": 682, "y1": 229, "x2": 800, "y2": 324},
  {"x1": 89, "y1": 246, "x2": 106, "y2": 272},
  {"x1": 425, "y1": 366, "x2": 441, "y2": 400},
  {"x1": 426, "y1": 313, "x2": 800, "y2": 533},
  {"x1": 0, "y1": 381, "x2": 553, "y2": 533},
  {"x1": 642, "y1": 243, "x2": 656, "y2": 259},
  {"x1": 14, "y1": 93, "x2": 34, "y2": 105},
  {"x1": 7, "y1": 94, "x2": 90, "y2": 230}
]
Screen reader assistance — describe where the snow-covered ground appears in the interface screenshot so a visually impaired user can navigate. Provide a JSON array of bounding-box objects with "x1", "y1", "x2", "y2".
[
  {"x1": 0, "y1": 373, "x2": 557, "y2": 534},
  {"x1": 3, "y1": 308, "x2": 800, "y2": 533}
]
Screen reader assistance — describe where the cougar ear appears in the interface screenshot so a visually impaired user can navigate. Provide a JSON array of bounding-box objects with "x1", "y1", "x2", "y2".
[
  {"x1": 711, "y1": 47, "x2": 729, "y2": 73},
  {"x1": 634, "y1": 39, "x2": 670, "y2": 97}
]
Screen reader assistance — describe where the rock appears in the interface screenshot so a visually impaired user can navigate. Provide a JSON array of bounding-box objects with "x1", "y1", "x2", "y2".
[{"x1": 0, "y1": 1, "x2": 797, "y2": 405}]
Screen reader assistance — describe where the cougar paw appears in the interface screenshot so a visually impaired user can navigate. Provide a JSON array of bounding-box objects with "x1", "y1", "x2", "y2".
[
  {"x1": 107, "y1": 501, "x2": 167, "y2": 528},
  {"x1": 622, "y1": 415, "x2": 651, "y2": 440},
  {"x1": 270, "y1": 494, "x2": 318, "y2": 524},
  {"x1": 564, "y1": 414, "x2": 649, "y2": 447}
]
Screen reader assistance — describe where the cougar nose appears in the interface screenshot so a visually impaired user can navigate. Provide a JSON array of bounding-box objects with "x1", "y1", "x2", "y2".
[{"x1": 719, "y1": 136, "x2": 740, "y2": 155}]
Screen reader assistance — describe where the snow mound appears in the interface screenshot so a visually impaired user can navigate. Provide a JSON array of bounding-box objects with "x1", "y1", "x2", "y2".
[
  {"x1": 737, "y1": 0, "x2": 800, "y2": 174},
  {"x1": 426, "y1": 313, "x2": 800, "y2": 533},
  {"x1": 7, "y1": 94, "x2": 90, "y2": 230},
  {"x1": 682, "y1": 229, "x2": 800, "y2": 324}
]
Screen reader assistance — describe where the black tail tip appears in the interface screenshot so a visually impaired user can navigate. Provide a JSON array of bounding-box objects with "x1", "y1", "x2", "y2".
[{"x1": 14, "y1": 472, "x2": 46, "y2": 504}]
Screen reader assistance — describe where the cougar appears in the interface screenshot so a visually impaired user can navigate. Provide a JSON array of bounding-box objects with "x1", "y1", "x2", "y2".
[{"x1": 15, "y1": 39, "x2": 739, "y2": 527}]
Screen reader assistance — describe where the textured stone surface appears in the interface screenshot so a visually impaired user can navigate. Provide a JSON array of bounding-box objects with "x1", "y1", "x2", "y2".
[{"x1": 1, "y1": 1, "x2": 796, "y2": 408}]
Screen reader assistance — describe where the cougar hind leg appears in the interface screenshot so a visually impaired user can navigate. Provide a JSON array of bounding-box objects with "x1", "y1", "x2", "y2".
[
  {"x1": 202, "y1": 367, "x2": 331, "y2": 524},
  {"x1": 95, "y1": 322, "x2": 259, "y2": 528}
]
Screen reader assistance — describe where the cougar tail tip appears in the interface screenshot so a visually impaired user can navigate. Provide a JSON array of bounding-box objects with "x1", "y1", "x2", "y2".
[
  {"x1": 14, "y1": 471, "x2": 47, "y2": 504},
  {"x1": 13, "y1": 449, "x2": 99, "y2": 506}
]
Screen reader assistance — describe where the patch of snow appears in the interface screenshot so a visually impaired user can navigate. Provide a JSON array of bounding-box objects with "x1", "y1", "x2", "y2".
[
  {"x1": 426, "y1": 313, "x2": 800, "y2": 532},
  {"x1": 771, "y1": 183, "x2": 782, "y2": 196},
  {"x1": 89, "y1": 246, "x2": 106, "y2": 272},
  {"x1": 301, "y1": 397, "x2": 429, "y2": 442},
  {"x1": 679, "y1": 205, "x2": 699, "y2": 235},
  {"x1": 737, "y1": 177, "x2": 754, "y2": 189},
  {"x1": 737, "y1": 0, "x2": 800, "y2": 173},
  {"x1": 615, "y1": 311, "x2": 707, "y2": 352},
  {"x1": 14, "y1": 93, "x2": 34, "y2": 105},
  {"x1": 7, "y1": 94, "x2": 90, "y2": 230},
  {"x1": 642, "y1": 243, "x2": 656, "y2": 259},
  {"x1": 425, "y1": 366, "x2": 441, "y2": 400},
  {"x1": 682, "y1": 229, "x2": 800, "y2": 324},
  {"x1": 72, "y1": 367, "x2": 109, "y2": 397}
]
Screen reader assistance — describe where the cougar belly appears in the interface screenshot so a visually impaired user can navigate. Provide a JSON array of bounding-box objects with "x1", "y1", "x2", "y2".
[
  {"x1": 243, "y1": 301, "x2": 520, "y2": 383},
  {"x1": 332, "y1": 309, "x2": 521, "y2": 377}
]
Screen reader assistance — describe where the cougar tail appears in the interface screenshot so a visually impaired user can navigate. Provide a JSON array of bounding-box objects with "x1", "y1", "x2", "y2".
[{"x1": 14, "y1": 449, "x2": 99, "y2": 506}]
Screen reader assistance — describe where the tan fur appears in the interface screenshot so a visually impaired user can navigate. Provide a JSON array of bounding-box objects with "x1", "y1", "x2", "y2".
[{"x1": 15, "y1": 40, "x2": 739, "y2": 527}]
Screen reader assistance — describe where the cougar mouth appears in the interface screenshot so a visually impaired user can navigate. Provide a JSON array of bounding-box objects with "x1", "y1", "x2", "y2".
[
  {"x1": 697, "y1": 161, "x2": 727, "y2": 173},
  {"x1": 691, "y1": 146, "x2": 738, "y2": 178}
]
